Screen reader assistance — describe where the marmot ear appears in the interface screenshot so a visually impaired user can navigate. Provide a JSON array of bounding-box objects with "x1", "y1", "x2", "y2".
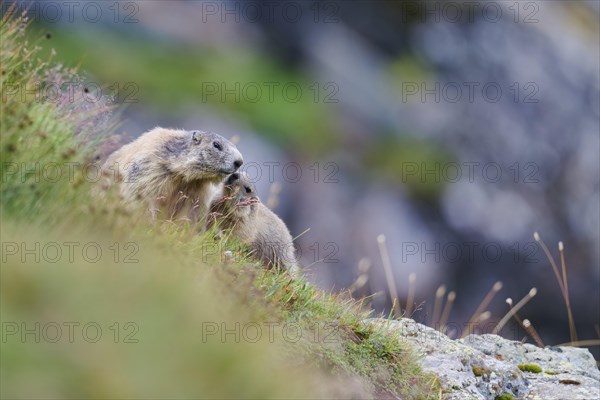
[{"x1": 191, "y1": 130, "x2": 203, "y2": 144}]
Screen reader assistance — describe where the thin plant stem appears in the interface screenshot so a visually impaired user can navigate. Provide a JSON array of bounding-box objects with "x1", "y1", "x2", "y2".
[
  {"x1": 406, "y1": 273, "x2": 416, "y2": 317},
  {"x1": 439, "y1": 291, "x2": 455, "y2": 333},
  {"x1": 377, "y1": 234, "x2": 401, "y2": 318},
  {"x1": 505, "y1": 298, "x2": 527, "y2": 333},
  {"x1": 559, "y1": 241, "x2": 578, "y2": 343},
  {"x1": 462, "y1": 281, "x2": 502, "y2": 338},
  {"x1": 557, "y1": 339, "x2": 600, "y2": 347},
  {"x1": 431, "y1": 285, "x2": 446, "y2": 328},
  {"x1": 523, "y1": 319, "x2": 545, "y2": 347},
  {"x1": 493, "y1": 288, "x2": 537, "y2": 334},
  {"x1": 534, "y1": 232, "x2": 565, "y2": 296}
]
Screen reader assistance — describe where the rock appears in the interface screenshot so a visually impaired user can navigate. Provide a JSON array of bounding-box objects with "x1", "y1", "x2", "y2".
[
  {"x1": 365, "y1": 318, "x2": 599, "y2": 400},
  {"x1": 462, "y1": 334, "x2": 600, "y2": 400}
]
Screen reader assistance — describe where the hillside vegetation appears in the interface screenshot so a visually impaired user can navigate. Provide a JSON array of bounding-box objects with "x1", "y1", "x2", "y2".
[{"x1": 0, "y1": 9, "x2": 438, "y2": 399}]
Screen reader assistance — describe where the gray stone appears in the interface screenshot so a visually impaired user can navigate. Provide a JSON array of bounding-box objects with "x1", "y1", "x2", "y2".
[
  {"x1": 365, "y1": 318, "x2": 599, "y2": 400},
  {"x1": 462, "y1": 334, "x2": 600, "y2": 400}
]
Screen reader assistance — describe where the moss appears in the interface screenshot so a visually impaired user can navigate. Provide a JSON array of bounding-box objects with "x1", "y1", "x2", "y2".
[
  {"x1": 494, "y1": 394, "x2": 514, "y2": 400},
  {"x1": 518, "y1": 364, "x2": 543, "y2": 373},
  {"x1": 472, "y1": 366, "x2": 487, "y2": 377},
  {"x1": 545, "y1": 371, "x2": 558, "y2": 375}
]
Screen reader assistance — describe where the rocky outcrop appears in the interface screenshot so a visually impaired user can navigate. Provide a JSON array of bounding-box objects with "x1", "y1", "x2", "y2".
[{"x1": 366, "y1": 318, "x2": 599, "y2": 400}]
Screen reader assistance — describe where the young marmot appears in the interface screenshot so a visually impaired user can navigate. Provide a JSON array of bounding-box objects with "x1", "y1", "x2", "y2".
[
  {"x1": 207, "y1": 172, "x2": 299, "y2": 275},
  {"x1": 102, "y1": 127, "x2": 243, "y2": 222}
]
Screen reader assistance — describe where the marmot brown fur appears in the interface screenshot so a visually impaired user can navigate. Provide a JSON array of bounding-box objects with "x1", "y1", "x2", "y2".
[
  {"x1": 102, "y1": 127, "x2": 243, "y2": 222},
  {"x1": 207, "y1": 172, "x2": 298, "y2": 274}
]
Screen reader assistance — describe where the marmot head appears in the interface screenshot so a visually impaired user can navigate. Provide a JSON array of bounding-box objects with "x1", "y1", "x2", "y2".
[
  {"x1": 222, "y1": 172, "x2": 259, "y2": 216},
  {"x1": 167, "y1": 130, "x2": 243, "y2": 182}
]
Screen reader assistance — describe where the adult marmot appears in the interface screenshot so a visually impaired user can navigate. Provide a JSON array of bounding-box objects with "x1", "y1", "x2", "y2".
[
  {"x1": 207, "y1": 172, "x2": 298, "y2": 275},
  {"x1": 102, "y1": 127, "x2": 243, "y2": 222}
]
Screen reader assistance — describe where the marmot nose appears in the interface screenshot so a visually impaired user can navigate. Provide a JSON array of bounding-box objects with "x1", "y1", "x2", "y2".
[
  {"x1": 233, "y1": 159, "x2": 243, "y2": 169},
  {"x1": 227, "y1": 173, "x2": 240, "y2": 185}
]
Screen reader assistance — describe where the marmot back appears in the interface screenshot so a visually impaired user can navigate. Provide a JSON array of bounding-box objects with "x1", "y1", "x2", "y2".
[
  {"x1": 208, "y1": 172, "x2": 298, "y2": 275},
  {"x1": 102, "y1": 127, "x2": 243, "y2": 222}
]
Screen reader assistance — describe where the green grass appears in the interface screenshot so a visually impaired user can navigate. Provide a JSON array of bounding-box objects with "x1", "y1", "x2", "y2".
[{"x1": 1, "y1": 7, "x2": 438, "y2": 399}]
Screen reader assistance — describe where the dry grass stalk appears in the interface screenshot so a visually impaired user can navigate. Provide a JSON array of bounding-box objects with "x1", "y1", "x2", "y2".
[
  {"x1": 463, "y1": 311, "x2": 491, "y2": 336},
  {"x1": 350, "y1": 258, "x2": 371, "y2": 293},
  {"x1": 493, "y1": 288, "x2": 537, "y2": 334},
  {"x1": 266, "y1": 181, "x2": 282, "y2": 210},
  {"x1": 533, "y1": 232, "x2": 580, "y2": 344},
  {"x1": 292, "y1": 227, "x2": 311, "y2": 242},
  {"x1": 505, "y1": 298, "x2": 527, "y2": 331},
  {"x1": 558, "y1": 241, "x2": 578, "y2": 343},
  {"x1": 523, "y1": 319, "x2": 545, "y2": 347},
  {"x1": 462, "y1": 281, "x2": 503, "y2": 338},
  {"x1": 431, "y1": 285, "x2": 446, "y2": 327},
  {"x1": 405, "y1": 273, "x2": 417, "y2": 317},
  {"x1": 438, "y1": 291, "x2": 455, "y2": 333},
  {"x1": 377, "y1": 234, "x2": 401, "y2": 318},
  {"x1": 557, "y1": 339, "x2": 600, "y2": 347},
  {"x1": 534, "y1": 232, "x2": 565, "y2": 295}
]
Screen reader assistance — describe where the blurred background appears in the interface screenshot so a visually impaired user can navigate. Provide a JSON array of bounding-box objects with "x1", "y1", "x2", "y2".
[{"x1": 18, "y1": 0, "x2": 600, "y2": 357}]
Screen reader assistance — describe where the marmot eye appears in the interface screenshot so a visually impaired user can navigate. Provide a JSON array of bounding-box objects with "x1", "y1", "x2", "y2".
[
  {"x1": 213, "y1": 141, "x2": 223, "y2": 151},
  {"x1": 244, "y1": 186, "x2": 252, "y2": 194}
]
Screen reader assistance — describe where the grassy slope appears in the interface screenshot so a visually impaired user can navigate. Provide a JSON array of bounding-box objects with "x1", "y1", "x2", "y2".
[{"x1": 1, "y1": 9, "x2": 438, "y2": 399}]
